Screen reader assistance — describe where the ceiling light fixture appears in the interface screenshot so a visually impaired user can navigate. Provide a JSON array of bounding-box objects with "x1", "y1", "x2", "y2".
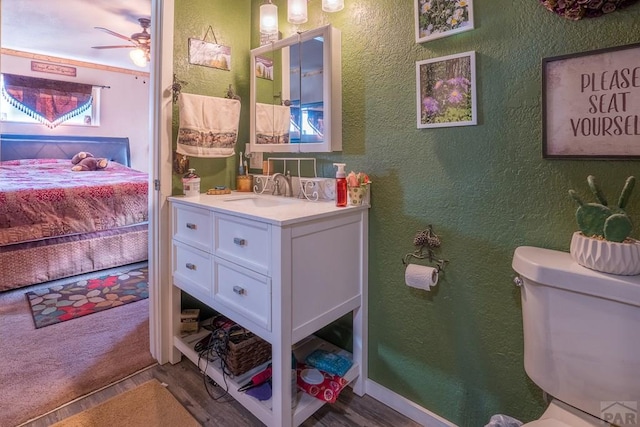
[
  {"x1": 129, "y1": 48, "x2": 148, "y2": 68},
  {"x1": 260, "y1": 0, "x2": 279, "y2": 35}
]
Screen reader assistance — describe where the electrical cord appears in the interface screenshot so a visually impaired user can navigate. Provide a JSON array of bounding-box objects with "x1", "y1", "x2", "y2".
[{"x1": 195, "y1": 315, "x2": 253, "y2": 402}]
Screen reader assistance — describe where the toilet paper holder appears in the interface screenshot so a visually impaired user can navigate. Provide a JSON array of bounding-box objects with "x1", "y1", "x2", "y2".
[{"x1": 402, "y1": 225, "x2": 448, "y2": 272}]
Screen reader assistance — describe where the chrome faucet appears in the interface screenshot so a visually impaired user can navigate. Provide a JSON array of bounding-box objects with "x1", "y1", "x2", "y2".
[{"x1": 272, "y1": 172, "x2": 293, "y2": 197}]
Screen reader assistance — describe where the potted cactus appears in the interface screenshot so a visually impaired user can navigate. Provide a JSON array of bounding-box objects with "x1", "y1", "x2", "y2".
[{"x1": 569, "y1": 175, "x2": 640, "y2": 275}]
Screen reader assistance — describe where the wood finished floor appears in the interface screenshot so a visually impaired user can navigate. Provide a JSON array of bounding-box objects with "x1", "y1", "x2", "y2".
[{"x1": 22, "y1": 358, "x2": 423, "y2": 427}]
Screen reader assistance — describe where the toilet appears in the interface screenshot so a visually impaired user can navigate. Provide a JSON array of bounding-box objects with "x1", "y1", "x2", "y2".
[{"x1": 512, "y1": 246, "x2": 640, "y2": 427}]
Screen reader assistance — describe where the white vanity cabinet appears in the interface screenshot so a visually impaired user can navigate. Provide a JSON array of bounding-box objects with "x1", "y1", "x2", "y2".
[{"x1": 168, "y1": 194, "x2": 368, "y2": 427}]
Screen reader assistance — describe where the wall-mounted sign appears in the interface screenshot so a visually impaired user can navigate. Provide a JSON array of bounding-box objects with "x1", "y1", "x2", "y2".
[
  {"x1": 30, "y1": 61, "x2": 77, "y2": 77},
  {"x1": 188, "y1": 38, "x2": 231, "y2": 70},
  {"x1": 543, "y1": 43, "x2": 640, "y2": 159}
]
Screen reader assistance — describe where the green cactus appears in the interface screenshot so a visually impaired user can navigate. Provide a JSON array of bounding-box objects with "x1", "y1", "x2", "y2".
[{"x1": 569, "y1": 175, "x2": 636, "y2": 243}]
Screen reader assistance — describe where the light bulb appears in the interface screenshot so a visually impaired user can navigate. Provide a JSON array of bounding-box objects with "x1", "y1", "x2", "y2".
[
  {"x1": 260, "y1": 1, "x2": 279, "y2": 35},
  {"x1": 129, "y1": 48, "x2": 147, "y2": 67},
  {"x1": 288, "y1": 0, "x2": 308, "y2": 24},
  {"x1": 322, "y1": 0, "x2": 344, "y2": 12}
]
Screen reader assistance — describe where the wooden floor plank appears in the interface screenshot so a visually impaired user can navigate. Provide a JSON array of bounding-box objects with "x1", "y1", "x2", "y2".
[{"x1": 21, "y1": 359, "x2": 422, "y2": 427}]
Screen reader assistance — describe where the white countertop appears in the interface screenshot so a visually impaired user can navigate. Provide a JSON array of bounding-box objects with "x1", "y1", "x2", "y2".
[{"x1": 168, "y1": 192, "x2": 368, "y2": 226}]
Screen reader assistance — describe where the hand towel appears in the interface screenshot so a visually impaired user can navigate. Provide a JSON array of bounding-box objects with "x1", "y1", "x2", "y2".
[
  {"x1": 177, "y1": 93, "x2": 241, "y2": 158},
  {"x1": 255, "y1": 102, "x2": 291, "y2": 145}
]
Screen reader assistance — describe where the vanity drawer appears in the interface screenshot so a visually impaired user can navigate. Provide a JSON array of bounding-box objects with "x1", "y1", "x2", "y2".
[
  {"x1": 172, "y1": 240, "x2": 213, "y2": 303},
  {"x1": 173, "y1": 204, "x2": 213, "y2": 252},
  {"x1": 216, "y1": 214, "x2": 270, "y2": 274},
  {"x1": 214, "y1": 257, "x2": 271, "y2": 331}
]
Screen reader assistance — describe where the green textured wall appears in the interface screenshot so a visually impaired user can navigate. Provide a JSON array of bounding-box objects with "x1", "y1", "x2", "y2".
[
  {"x1": 172, "y1": 0, "x2": 252, "y2": 193},
  {"x1": 174, "y1": 1, "x2": 640, "y2": 425}
]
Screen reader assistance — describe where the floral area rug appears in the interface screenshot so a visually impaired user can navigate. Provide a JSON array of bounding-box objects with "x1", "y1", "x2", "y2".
[{"x1": 25, "y1": 266, "x2": 148, "y2": 329}]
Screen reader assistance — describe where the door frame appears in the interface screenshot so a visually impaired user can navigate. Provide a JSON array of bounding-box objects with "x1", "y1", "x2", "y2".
[{"x1": 148, "y1": 0, "x2": 175, "y2": 363}]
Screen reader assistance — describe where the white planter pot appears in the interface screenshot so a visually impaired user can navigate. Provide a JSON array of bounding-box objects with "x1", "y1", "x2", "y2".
[{"x1": 570, "y1": 231, "x2": 640, "y2": 276}]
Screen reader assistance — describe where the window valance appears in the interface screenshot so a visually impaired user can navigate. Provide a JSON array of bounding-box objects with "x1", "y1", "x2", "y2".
[{"x1": 1, "y1": 74, "x2": 93, "y2": 128}]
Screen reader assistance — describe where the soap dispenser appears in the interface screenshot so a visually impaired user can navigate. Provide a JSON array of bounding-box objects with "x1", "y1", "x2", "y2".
[
  {"x1": 333, "y1": 163, "x2": 347, "y2": 207},
  {"x1": 182, "y1": 168, "x2": 201, "y2": 197}
]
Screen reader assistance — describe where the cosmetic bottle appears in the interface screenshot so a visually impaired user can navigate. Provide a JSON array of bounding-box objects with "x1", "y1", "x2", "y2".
[
  {"x1": 333, "y1": 163, "x2": 347, "y2": 207},
  {"x1": 182, "y1": 169, "x2": 200, "y2": 197}
]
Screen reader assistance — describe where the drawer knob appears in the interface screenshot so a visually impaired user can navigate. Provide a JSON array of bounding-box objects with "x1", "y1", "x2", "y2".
[
  {"x1": 233, "y1": 237, "x2": 246, "y2": 246},
  {"x1": 186, "y1": 223, "x2": 197, "y2": 230},
  {"x1": 186, "y1": 263, "x2": 197, "y2": 270},
  {"x1": 233, "y1": 285, "x2": 246, "y2": 295}
]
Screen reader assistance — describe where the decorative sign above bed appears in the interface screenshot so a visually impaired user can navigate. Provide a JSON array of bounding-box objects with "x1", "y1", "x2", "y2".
[
  {"x1": 542, "y1": 43, "x2": 640, "y2": 159},
  {"x1": 1, "y1": 74, "x2": 92, "y2": 128},
  {"x1": 30, "y1": 61, "x2": 77, "y2": 77}
]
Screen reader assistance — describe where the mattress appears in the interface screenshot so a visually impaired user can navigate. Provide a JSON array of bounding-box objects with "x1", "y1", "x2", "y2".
[{"x1": 0, "y1": 158, "x2": 148, "y2": 246}]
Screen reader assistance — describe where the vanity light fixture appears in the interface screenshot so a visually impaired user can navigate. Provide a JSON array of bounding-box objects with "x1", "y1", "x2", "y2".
[
  {"x1": 288, "y1": 0, "x2": 308, "y2": 24},
  {"x1": 287, "y1": 0, "x2": 345, "y2": 24},
  {"x1": 260, "y1": 0, "x2": 279, "y2": 35},
  {"x1": 322, "y1": 0, "x2": 344, "y2": 12}
]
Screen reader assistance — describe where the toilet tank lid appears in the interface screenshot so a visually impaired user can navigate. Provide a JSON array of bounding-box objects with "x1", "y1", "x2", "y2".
[{"x1": 513, "y1": 246, "x2": 640, "y2": 307}]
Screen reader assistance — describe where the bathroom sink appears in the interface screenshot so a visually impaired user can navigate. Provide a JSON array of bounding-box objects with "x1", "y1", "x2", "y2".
[{"x1": 223, "y1": 195, "x2": 303, "y2": 208}]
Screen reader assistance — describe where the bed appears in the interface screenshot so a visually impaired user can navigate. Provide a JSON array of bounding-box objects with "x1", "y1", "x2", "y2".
[{"x1": 0, "y1": 134, "x2": 149, "y2": 292}]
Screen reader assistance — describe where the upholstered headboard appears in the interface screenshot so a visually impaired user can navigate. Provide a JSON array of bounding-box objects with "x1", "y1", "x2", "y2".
[{"x1": 0, "y1": 134, "x2": 131, "y2": 167}]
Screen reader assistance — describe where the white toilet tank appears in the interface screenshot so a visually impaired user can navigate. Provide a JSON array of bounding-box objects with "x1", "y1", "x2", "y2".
[{"x1": 513, "y1": 246, "x2": 640, "y2": 425}]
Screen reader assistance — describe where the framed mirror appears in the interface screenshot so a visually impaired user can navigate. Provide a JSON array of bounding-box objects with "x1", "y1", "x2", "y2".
[{"x1": 249, "y1": 25, "x2": 342, "y2": 153}]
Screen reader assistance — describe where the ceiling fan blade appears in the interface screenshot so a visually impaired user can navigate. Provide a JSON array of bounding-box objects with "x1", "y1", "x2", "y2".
[
  {"x1": 92, "y1": 45, "x2": 136, "y2": 49},
  {"x1": 94, "y1": 26, "x2": 133, "y2": 42}
]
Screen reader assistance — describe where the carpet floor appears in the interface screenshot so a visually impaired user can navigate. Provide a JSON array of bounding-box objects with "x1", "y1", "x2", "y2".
[
  {"x1": 0, "y1": 266, "x2": 156, "y2": 427},
  {"x1": 49, "y1": 379, "x2": 200, "y2": 427}
]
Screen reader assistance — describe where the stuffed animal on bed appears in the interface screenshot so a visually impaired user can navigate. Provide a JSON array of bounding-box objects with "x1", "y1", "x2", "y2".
[{"x1": 71, "y1": 151, "x2": 108, "y2": 171}]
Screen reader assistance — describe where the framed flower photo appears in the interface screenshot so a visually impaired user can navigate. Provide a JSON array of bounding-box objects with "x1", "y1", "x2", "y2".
[
  {"x1": 416, "y1": 51, "x2": 477, "y2": 129},
  {"x1": 415, "y1": 0, "x2": 474, "y2": 43}
]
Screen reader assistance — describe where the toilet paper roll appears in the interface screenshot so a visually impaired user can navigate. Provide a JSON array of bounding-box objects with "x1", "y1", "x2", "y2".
[{"x1": 405, "y1": 264, "x2": 438, "y2": 290}]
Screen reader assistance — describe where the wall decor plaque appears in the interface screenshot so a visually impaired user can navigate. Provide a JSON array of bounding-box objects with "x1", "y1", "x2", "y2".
[
  {"x1": 542, "y1": 43, "x2": 640, "y2": 159},
  {"x1": 31, "y1": 62, "x2": 77, "y2": 77}
]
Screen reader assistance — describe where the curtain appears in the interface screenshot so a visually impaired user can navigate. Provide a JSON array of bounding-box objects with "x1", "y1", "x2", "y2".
[{"x1": 1, "y1": 74, "x2": 93, "y2": 128}]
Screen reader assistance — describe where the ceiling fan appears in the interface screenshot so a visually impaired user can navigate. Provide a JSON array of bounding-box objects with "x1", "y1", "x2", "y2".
[{"x1": 92, "y1": 18, "x2": 151, "y2": 67}]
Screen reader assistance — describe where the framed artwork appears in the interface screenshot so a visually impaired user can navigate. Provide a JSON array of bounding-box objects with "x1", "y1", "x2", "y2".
[
  {"x1": 542, "y1": 43, "x2": 640, "y2": 159},
  {"x1": 188, "y1": 38, "x2": 231, "y2": 70},
  {"x1": 415, "y1": 0, "x2": 474, "y2": 43},
  {"x1": 416, "y1": 51, "x2": 477, "y2": 129},
  {"x1": 255, "y1": 56, "x2": 274, "y2": 81}
]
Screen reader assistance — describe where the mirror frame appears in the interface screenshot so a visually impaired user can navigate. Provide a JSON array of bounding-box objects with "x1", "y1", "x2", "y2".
[{"x1": 249, "y1": 25, "x2": 342, "y2": 153}]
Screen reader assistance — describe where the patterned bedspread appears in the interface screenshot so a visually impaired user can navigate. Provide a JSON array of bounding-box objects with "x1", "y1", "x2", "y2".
[{"x1": 0, "y1": 159, "x2": 148, "y2": 246}]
